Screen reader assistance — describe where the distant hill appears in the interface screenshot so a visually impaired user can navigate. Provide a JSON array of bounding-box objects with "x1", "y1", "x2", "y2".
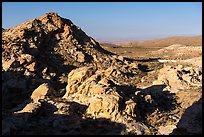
[
  {"x1": 100, "y1": 35, "x2": 202, "y2": 59},
  {"x1": 113, "y1": 36, "x2": 202, "y2": 48}
]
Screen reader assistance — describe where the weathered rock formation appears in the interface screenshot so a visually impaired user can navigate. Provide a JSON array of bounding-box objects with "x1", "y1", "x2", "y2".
[
  {"x1": 2, "y1": 12, "x2": 144, "y2": 110},
  {"x1": 153, "y1": 64, "x2": 202, "y2": 92},
  {"x1": 2, "y1": 12, "x2": 202, "y2": 135}
]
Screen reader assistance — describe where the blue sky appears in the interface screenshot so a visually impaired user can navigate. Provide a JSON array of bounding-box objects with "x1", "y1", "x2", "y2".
[{"x1": 2, "y1": 2, "x2": 202, "y2": 42}]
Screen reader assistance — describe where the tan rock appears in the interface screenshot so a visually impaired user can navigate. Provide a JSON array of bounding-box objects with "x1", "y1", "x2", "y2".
[
  {"x1": 77, "y1": 73, "x2": 109, "y2": 96},
  {"x1": 85, "y1": 83, "x2": 106, "y2": 95},
  {"x1": 63, "y1": 66, "x2": 125, "y2": 120},
  {"x1": 31, "y1": 83, "x2": 53, "y2": 102},
  {"x1": 87, "y1": 94, "x2": 121, "y2": 119},
  {"x1": 118, "y1": 55, "x2": 124, "y2": 61},
  {"x1": 2, "y1": 58, "x2": 15, "y2": 71},
  {"x1": 104, "y1": 67, "x2": 121, "y2": 77},
  {"x1": 144, "y1": 95, "x2": 153, "y2": 103},
  {"x1": 16, "y1": 102, "x2": 41, "y2": 113},
  {"x1": 98, "y1": 77, "x2": 109, "y2": 86},
  {"x1": 176, "y1": 65, "x2": 183, "y2": 70},
  {"x1": 76, "y1": 51, "x2": 85, "y2": 63},
  {"x1": 24, "y1": 69, "x2": 32, "y2": 76},
  {"x1": 182, "y1": 74, "x2": 191, "y2": 83},
  {"x1": 63, "y1": 24, "x2": 71, "y2": 38},
  {"x1": 154, "y1": 65, "x2": 202, "y2": 92},
  {"x1": 42, "y1": 67, "x2": 48, "y2": 74},
  {"x1": 63, "y1": 67, "x2": 95, "y2": 97},
  {"x1": 125, "y1": 99, "x2": 137, "y2": 117},
  {"x1": 153, "y1": 65, "x2": 188, "y2": 92},
  {"x1": 158, "y1": 125, "x2": 177, "y2": 135},
  {"x1": 93, "y1": 55, "x2": 98, "y2": 62},
  {"x1": 67, "y1": 35, "x2": 73, "y2": 41},
  {"x1": 25, "y1": 62, "x2": 36, "y2": 72},
  {"x1": 86, "y1": 97, "x2": 102, "y2": 116},
  {"x1": 18, "y1": 29, "x2": 26, "y2": 38},
  {"x1": 18, "y1": 57, "x2": 25, "y2": 65},
  {"x1": 129, "y1": 63, "x2": 137, "y2": 68},
  {"x1": 21, "y1": 54, "x2": 33, "y2": 62}
]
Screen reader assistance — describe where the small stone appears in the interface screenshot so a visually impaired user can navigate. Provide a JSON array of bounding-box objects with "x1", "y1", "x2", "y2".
[
  {"x1": 144, "y1": 95, "x2": 152, "y2": 103},
  {"x1": 76, "y1": 51, "x2": 85, "y2": 63},
  {"x1": 129, "y1": 63, "x2": 137, "y2": 68},
  {"x1": 118, "y1": 56, "x2": 124, "y2": 61},
  {"x1": 25, "y1": 62, "x2": 36, "y2": 72}
]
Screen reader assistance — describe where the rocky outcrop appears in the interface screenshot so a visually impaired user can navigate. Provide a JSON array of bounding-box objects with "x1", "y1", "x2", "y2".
[
  {"x1": 2, "y1": 12, "x2": 143, "y2": 110},
  {"x1": 2, "y1": 12, "x2": 202, "y2": 135},
  {"x1": 62, "y1": 66, "x2": 151, "y2": 134},
  {"x1": 14, "y1": 83, "x2": 53, "y2": 114},
  {"x1": 2, "y1": 12, "x2": 148, "y2": 135},
  {"x1": 63, "y1": 67, "x2": 123, "y2": 118},
  {"x1": 153, "y1": 65, "x2": 202, "y2": 92}
]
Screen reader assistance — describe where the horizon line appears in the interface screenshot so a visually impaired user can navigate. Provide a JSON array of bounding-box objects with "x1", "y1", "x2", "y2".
[{"x1": 96, "y1": 34, "x2": 202, "y2": 43}]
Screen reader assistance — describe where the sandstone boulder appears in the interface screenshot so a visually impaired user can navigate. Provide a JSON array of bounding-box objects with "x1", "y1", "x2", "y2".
[
  {"x1": 64, "y1": 67, "x2": 96, "y2": 97},
  {"x1": 31, "y1": 83, "x2": 53, "y2": 102},
  {"x1": 63, "y1": 66, "x2": 139, "y2": 121}
]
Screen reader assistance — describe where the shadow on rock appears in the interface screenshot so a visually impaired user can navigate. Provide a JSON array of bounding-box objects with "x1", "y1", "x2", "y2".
[
  {"x1": 2, "y1": 70, "x2": 34, "y2": 110},
  {"x1": 2, "y1": 101, "x2": 126, "y2": 135},
  {"x1": 135, "y1": 85, "x2": 178, "y2": 120},
  {"x1": 33, "y1": 31, "x2": 77, "y2": 93},
  {"x1": 170, "y1": 98, "x2": 202, "y2": 135},
  {"x1": 115, "y1": 84, "x2": 178, "y2": 122},
  {"x1": 138, "y1": 64, "x2": 152, "y2": 72}
]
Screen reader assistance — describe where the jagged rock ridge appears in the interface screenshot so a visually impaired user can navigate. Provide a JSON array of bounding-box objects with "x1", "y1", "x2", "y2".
[{"x1": 2, "y1": 12, "x2": 147, "y2": 109}]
